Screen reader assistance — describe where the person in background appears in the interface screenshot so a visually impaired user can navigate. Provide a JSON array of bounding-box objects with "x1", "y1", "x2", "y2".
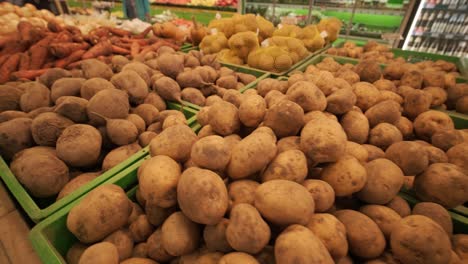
[{"x1": 123, "y1": 0, "x2": 151, "y2": 21}]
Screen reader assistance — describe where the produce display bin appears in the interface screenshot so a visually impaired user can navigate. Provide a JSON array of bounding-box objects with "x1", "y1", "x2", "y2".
[
  {"x1": 29, "y1": 120, "x2": 200, "y2": 264},
  {"x1": 331, "y1": 40, "x2": 468, "y2": 79},
  {"x1": 294, "y1": 54, "x2": 468, "y2": 126},
  {"x1": 0, "y1": 103, "x2": 198, "y2": 223},
  {"x1": 398, "y1": 191, "x2": 468, "y2": 234},
  {"x1": 0, "y1": 147, "x2": 148, "y2": 223}
]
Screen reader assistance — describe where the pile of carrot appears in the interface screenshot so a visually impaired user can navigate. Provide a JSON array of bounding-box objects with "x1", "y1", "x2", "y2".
[{"x1": 0, "y1": 20, "x2": 182, "y2": 84}]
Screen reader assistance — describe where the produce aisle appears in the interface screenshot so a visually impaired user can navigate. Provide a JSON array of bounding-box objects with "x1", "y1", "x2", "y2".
[{"x1": 0, "y1": 1, "x2": 467, "y2": 264}]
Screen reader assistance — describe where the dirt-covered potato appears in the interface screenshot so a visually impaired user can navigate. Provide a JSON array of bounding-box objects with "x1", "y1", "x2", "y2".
[
  {"x1": 146, "y1": 228, "x2": 173, "y2": 263},
  {"x1": 386, "y1": 196, "x2": 411, "y2": 217},
  {"x1": 414, "y1": 163, "x2": 468, "y2": 208},
  {"x1": 0, "y1": 117, "x2": 33, "y2": 160},
  {"x1": 81, "y1": 59, "x2": 113, "y2": 80},
  {"x1": 177, "y1": 167, "x2": 228, "y2": 225},
  {"x1": 54, "y1": 96, "x2": 89, "y2": 123},
  {"x1": 345, "y1": 141, "x2": 368, "y2": 163},
  {"x1": 67, "y1": 185, "x2": 132, "y2": 243},
  {"x1": 373, "y1": 79, "x2": 396, "y2": 92},
  {"x1": 413, "y1": 110, "x2": 454, "y2": 141},
  {"x1": 394, "y1": 117, "x2": 413, "y2": 140},
  {"x1": 306, "y1": 213, "x2": 347, "y2": 261},
  {"x1": 191, "y1": 135, "x2": 231, "y2": 171},
  {"x1": 0, "y1": 85, "x2": 23, "y2": 112},
  {"x1": 365, "y1": 100, "x2": 401, "y2": 127},
  {"x1": 149, "y1": 124, "x2": 197, "y2": 162},
  {"x1": 446, "y1": 83, "x2": 468, "y2": 107},
  {"x1": 400, "y1": 70, "x2": 423, "y2": 89},
  {"x1": 254, "y1": 180, "x2": 314, "y2": 226},
  {"x1": 239, "y1": 94, "x2": 266, "y2": 128},
  {"x1": 57, "y1": 172, "x2": 99, "y2": 200},
  {"x1": 335, "y1": 210, "x2": 386, "y2": 259},
  {"x1": 222, "y1": 90, "x2": 244, "y2": 108},
  {"x1": 11, "y1": 146, "x2": 69, "y2": 198},
  {"x1": 452, "y1": 234, "x2": 468, "y2": 260},
  {"x1": 219, "y1": 252, "x2": 260, "y2": 264},
  {"x1": 300, "y1": 117, "x2": 347, "y2": 163},
  {"x1": 286, "y1": 81, "x2": 327, "y2": 112},
  {"x1": 340, "y1": 109, "x2": 369, "y2": 144},
  {"x1": 423, "y1": 86, "x2": 447, "y2": 107},
  {"x1": 352, "y1": 82, "x2": 381, "y2": 111},
  {"x1": 80, "y1": 78, "x2": 115, "y2": 100},
  {"x1": 263, "y1": 100, "x2": 304, "y2": 138},
  {"x1": 207, "y1": 101, "x2": 240, "y2": 136},
  {"x1": 302, "y1": 180, "x2": 335, "y2": 213},
  {"x1": 359, "y1": 205, "x2": 401, "y2": 239},
  {"x1": 403, "y1": 90, "x2": 432, "y2": 119},
  {"x1": 276, "y1": 136, "x2": 300, "y2": 153},
  {"x1": 204, "y1": 218, "x2": 232, "y2": 252},
  {"x1": 56, "y1": 124, "x2": 102, "y2": 167},
  {"x1": 447, "y1": 143, "x2": 468, "y2": 174},
  {"x1": 379, "y1": 90, "x2": 403, "y2": 104},
  {"x1": 19, "y1": 82, "x2": 51, "y2": 112},
  {"x1": 103, "y1": 229, "x2": 134, "y2": 261},
  {"x1": 227, "y1": 128, "x2": 277, "y2": 179},
  {"x1": 257, "y1": 78, "x2": 288, "y2": 97},
  {"x1": 456, "y1": 96, "x2": 468, "y2": 114},
  {"x1": 326, "y1": 88, "x2": 357, "y2": 115},
  {"x1": 362, "y1": 144, "x2": 385, "y2": 162},
  {"x1": 228, "y1": 180, "x2": 259, "y2": 210},
  {"x1": 120, "y1": 258, "x2": 158, "y2": 264},
  {"x1": 133, "y1": 104, "x2": 159, "y2": 127},
  {"x1": 226, "y1": 203, "x2": 271, "y2": 254},
  {"x1": 161, "y1": 212, "x2": 200, "y2": 257},
  {"x1": 261, "y1": 149, "x2": 307, "y2": 183},
  {"x1": 385, "y1": 141, "x2": 429, "y2": 175},
  {"x1": 275, "y1": 225, "x2": 334, "y2": 264},
  {"x1": 127, "y1": 114, "x2": 145, "y2": 134},
  {"x1": 197, "y1": 125, "x2": 216, "y2": 139},
  {"x1": 321, "y1": 156, "x2": 367, "y2": 197},
  {"x1": 354, "y1": 60, "x2": 382, "y2": 83},
  {"x1": 264, "y1": 90, "x2": 286, "y2": 108},
  {"x1": 412, "y1": 202, "x2": 452, "y2": 236},
  {"x1": 390, "y1": 215, "x2": 451, "y2": 264},
  {"x1": 50, "y1": 78, "x2": 85, "y2": 103},
  {"x1": 357, "y1": 158, "x2": 404, "y2": 204},
  {"x1": 431, "y1": 130, "x2": 465, "y2": 151},
  {"x1": 78, "y1": 242, "x2": 119, "y2": 264},
  {"x1": 67, "y1": 243, "x2": 88, "y2": 264},
  {"x1": 87, "y1": 89, "x2": 130, "y2": 126},
  {"x1": 369, "y1": 123, "x2": 403, "y2": 150}
]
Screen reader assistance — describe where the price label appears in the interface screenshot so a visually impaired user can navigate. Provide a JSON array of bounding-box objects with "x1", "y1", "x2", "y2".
[{"x1": 215, "y1": 12, "x2": 221, "y2": 20}]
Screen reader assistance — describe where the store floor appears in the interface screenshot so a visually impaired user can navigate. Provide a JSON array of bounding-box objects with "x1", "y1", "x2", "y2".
[{"x1": 0, "y1": 181, "x2": 41, "y2": 264}]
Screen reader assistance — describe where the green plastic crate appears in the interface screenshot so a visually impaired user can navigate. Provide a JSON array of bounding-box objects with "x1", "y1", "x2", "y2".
[
  {"x1": 0, "y1": 105, "x2": 198, "y2": 223},
  {"x1": 29, "y1": 120, "x2": 201, "y2": 264},
  {"x1": 0, "y1": 148, "x2": 148, "y2": 223},
  {"x1": 331, "y1": 41, "x2": 468, "y2": 78},
  {"x1": 293, "y1": 54, "x2": 468, "y2": 125},
  {"x1": 398, "y1": 191, "x2": 468, "y2": 233}
]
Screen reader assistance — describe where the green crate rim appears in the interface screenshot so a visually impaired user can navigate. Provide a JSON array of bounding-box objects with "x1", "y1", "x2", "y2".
[
  {"x1": 0, "y1": 147, "x2": 148, "y2": 223},
  {"x1": 29, "y1": 120, "x2": 200, "y2": 264}
]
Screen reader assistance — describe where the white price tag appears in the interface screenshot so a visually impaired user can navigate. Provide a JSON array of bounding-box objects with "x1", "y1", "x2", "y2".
[
  {"x1": 320, "y1": 31, "x2": 328, "y2": 39},
  {"x1": 261, "y1": 39, "x2": 270, "y2": 47},
  {"x1": 215, "y1": 12, "x2": 221, "y2": 20}
]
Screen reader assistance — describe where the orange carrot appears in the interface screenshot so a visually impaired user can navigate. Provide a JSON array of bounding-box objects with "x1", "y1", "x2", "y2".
[
  {"x1": 111, "y1": 45, "x2": 130, "y2": 55},
  {"x1": 134, "y1": 26, "x2": 153, "y2": 39},
  {"x1": 18, "y1": 52, "x2": 30, "y2": 71},
  {"x1": 108, "y1": 27, "x2": 131, "y2": 37},
  {"x1": 29, "y1": 35, "x2": 54, "y2": 70},
  {"x1": 0, "y1": 53, "x2": 21, "y2": 84},
  {"x1": 65, "y1": 60, "x2": 83, "y2": 70},
  {"x1": 121, "y1": 38, "x2": 149, "y2": 46},
  {"x1": 55, "y1": 31, "x2": 73, "y2": 43},
  {"x1": 55, "y1": 49, "x2": 86, "y2": 68},
  {"x1": 47, "y1": 20, "x2": 64, "y2": 32},
  {"x1": 10, "y1": 69, "x2": 48, "y2": 80},
  {"x1": 17, "y1": 21, "x2": 33, "y2": 43},
  {"x1": 0, "y1": 33, "x2": 19, "y2": 48},
  {"x1": 50, "y1": 42, "x2": 90, "y2": 58},
  {"x1": 131, "y1": 42, "x2": 140, "y2": 57},
  {"x1": 81, "y1": 40, "x2": 113, "y2": 60},
  {"x1": 0, "y1": 55, "x2": 8, "y2": 67}
]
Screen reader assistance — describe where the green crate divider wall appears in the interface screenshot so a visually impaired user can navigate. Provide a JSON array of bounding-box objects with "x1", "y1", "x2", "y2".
[
  {"x1": 293, "y1": 54, "x2": 468, "y2": 129},
  {"x1": 0, "y1": 148, "x2": 148, "y2": 223},
  {"x1": 29, "y1": 120, "x2": 200, "y2": 264}
]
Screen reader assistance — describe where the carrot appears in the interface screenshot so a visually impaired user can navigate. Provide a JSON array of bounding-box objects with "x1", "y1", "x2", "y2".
[
  {"x1": 18, "y1": 53, "x2": 30, "y2": 71},
  {"x1": 0, "y1": 33, "x2": 19, "y2": 48},
  {"x1": 115, "y1": 42, "x2": 132, "y2": 49},
  {"x1": 55, "y1": 49, "x2": 86, "y2": 68},
  {"x1": 10, "y1": 69, "x2": 48, "y2": 80},
  {"x1": 134, "y1": 26, "x2": 153, "y2": 39},
  {"x1": 131, "y1": 42, "x2": 140, "y2": 57},
  {"x1": 0, "y1": 53, "x2": 21, "y2": 84},
  {"x1": 121, "y1": 38, "x2": 149, "y2": 46},
  {"x1": 65, "y1": 60, "x2": 83, "y2": 70},
  {"x1": 81, "y1": 40, "x2": 113, "y2": 60},
  {"x1": 97, "y1": 56, "x2": 112, "y2": 64},
  {"x1": 17, "y1": 21, "x2": 33, "y2": 43},
  {"x1": 50, "y1": 42, "x2": 90, "y2": 58},
  {"x1": 111, "y1": 45, "x2": 130, "y2": 55},
  {"x1": 47, "y1": 20, "x2": 64, "y2": 32},
  {"x1": 55, "y1": 31, "x2": 73, "y2": 43},
  {"x1": 0, "y1": 55, "x2": 8, "y2": 67},
  {"x1": 29, "y1": 35, "x2": 54, "y2": 70},
  {"x1": 108, "y1": 27, "x2": 131, "y2": 37}
]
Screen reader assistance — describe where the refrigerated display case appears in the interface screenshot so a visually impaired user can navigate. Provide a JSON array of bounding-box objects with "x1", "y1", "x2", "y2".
[
  {"x1": 403, "y1": 0, "x2": 468, "y2": 57},
  {"x1": 242, "y1": 0, "x2": 415, "y2": 42}
]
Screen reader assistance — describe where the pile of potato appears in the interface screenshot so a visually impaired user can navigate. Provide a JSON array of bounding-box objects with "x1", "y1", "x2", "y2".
[
  {"x1": 0, "y1": 46, "x2": 256, "y2": 203},
  {"x1": 327, "y1": 41, "x2": 462, "y2": 76},
  {"x1": 62, "y1": 55, "x2": 467, "y2": 264}
]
